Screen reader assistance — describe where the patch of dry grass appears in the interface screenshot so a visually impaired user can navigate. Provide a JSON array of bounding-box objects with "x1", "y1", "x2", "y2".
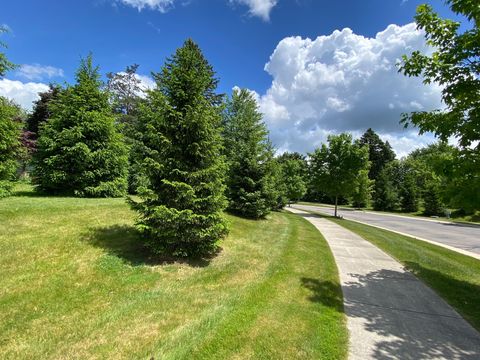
[{"x1": 0, "y1": 184, "x2": 347, "y2": 359}]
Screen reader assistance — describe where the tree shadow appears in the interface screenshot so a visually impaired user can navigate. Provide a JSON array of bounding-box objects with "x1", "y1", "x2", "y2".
[
  {"x1": 300, "y1": 278, "x2": 344, "y2": 312},
  {"x1": 342, "y1": 268, "x2": 480, "y2": 359},
  {"x1": 404, "y1": 261, "x2": 480, "y2": 331},
  {"x1": 301, "y1": 269, "x2": 480, "y2": 358},
  {"x1": 292, "y1": 211, "x2": 340, "y2": 220},
  {"x1": 85, "y1": 225, "x2": 216, "y2": 268}
]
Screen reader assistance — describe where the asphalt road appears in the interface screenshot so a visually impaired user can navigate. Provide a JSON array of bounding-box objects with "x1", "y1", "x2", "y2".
[{"x1": 292, "y1": 204, "x2": 480, "y2": 256}]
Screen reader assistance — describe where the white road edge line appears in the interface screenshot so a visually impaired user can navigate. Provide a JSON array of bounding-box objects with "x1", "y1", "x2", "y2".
[
  {"x1": 302, "y1": 203, "x2": 480, "y2": 225},
  {"x1": 304, "y1": 208, "x2": 480, "y2": 261}
]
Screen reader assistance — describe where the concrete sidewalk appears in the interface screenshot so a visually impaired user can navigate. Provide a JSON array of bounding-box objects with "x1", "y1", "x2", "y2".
[{"x1": 288, "y1": 208, "x2": 480, "y2": 360}]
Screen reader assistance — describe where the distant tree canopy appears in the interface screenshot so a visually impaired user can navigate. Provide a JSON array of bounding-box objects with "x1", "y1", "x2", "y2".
[
  {"x1": 359, "y1": 128, "x2": 395, "y2": 181},
  {"x1": 106, "y1": 65, "x2": 150, "y2": 195},
  {"x1": 223, "y1": 88, "x2": 277, "y2": 218},
  {"x1": 351, "y1": 169, "x2": 373, "y2": 209},
  {"x1": 309, "y1": 133, "x2": 370, "y2": 217},
  {"x1": 106, "y1": 64, "x2": 144, "y2": 118},
  {"x1": 131, "y1": 39, "x2": 228, "y2": 257},
  {"x1": 276, "y1": 153, "x2": 307, "y2": 205},
  {"x1": 32, "y1": 55, "x2": 128, "y2": 197},
  {"x1": 27, "y1": 85, "x2": 61, "y2": 136}
]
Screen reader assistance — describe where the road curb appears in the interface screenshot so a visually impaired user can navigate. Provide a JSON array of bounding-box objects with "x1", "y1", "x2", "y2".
[{"x1": 300, "y1": 207, "x2": 480, "y2": 261}]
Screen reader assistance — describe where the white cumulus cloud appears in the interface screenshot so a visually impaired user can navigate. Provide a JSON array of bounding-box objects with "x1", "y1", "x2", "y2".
[
  {"x1": 230, "y1": 0, "x2": 278, "y2": 21},
  {"x1": 136, "y1": 74, "x2": 156, "y2": 91},
  {"x1": 255, "y1": 23, "x2": 443, "y2": 156},
  {"x1": 0, "y1": 79, "x2": 49, "y2": 110},
  {"x1": 16, "y1": 64, "x2": 64, "y2": 81}
]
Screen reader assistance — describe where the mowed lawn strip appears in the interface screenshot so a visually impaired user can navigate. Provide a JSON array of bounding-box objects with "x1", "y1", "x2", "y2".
[
  {"x1": 306, "y1": 211, "x2": 480, "y2": 332},
  {"x1": 0, "y1": 185, "x2": 347, "y2": 360}
]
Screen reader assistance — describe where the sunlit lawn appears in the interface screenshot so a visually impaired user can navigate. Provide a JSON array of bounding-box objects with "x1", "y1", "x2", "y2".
[{"x1": 0, "y1": 184, "x2": 347, "y2": 359}]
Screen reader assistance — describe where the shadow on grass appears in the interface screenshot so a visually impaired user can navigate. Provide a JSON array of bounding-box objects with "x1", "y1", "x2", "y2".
[
  {"x1": 404, "y1": 261, "x2": 480, "y2": 331},
  {"x1": 85, "y1": 225, "x2": 215, "y2": 268},
  {"x1": 300, "y1": 278, "x2": 344, "y2": 312}
]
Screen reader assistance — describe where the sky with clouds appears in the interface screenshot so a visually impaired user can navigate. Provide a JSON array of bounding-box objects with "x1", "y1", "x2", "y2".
[{"x1": 0, "y1": 0, "x2": 464, "y2": 157}]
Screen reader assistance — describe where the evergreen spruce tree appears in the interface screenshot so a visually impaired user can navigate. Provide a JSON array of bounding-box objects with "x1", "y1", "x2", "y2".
[
  {"x1": 373, "y1": 163, "x2": 400, "y2": 211},
  {"x1": 33, "y1": 55, "x2": 128, "y2": 197},
  {"x1": 27, "y1": 85, "x2": 61, "y2": 137},
  {"x1": 223, "y1": 88, "x2": 277, "y2": 218},
  {"x1": 132, "y1": 39, "x2": 228, "y2": 257},
  {"x1": 0, "y1": 97, "x2": 21, "y2": 197},
  {"x1": 359, "y1": 128, "x2": 396, "y2": 180},
  {"x1": 0, "y1": 29, "x2": 20, "y2": 197},
  {"x1": 399, "y1": 173, "x2": 419, "y2": 212},
  {"x1": 423, "y1": 182, "x2": 444, "y2": 216}
]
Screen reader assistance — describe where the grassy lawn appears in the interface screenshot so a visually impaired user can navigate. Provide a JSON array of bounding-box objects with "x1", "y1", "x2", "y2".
[
  {"x1": 0, "y1": 184, "x2": 347, "y2": 360},
  {"x1": 319, "y1": 215, "x2": 480, "y2": 332}
]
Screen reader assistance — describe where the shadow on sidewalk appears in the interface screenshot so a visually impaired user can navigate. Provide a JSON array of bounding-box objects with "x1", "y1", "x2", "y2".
[{"x1": 302, "y1": 268, "x2": 480, "y2": 359}]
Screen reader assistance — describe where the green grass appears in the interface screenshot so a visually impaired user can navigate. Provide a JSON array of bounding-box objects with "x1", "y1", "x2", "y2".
[
  {"x1": 0, "y1": 184, "x2": 347, "y2": 360},
  {"x1": 319, "y1": 215, "x2": 480, "y2": 332}
]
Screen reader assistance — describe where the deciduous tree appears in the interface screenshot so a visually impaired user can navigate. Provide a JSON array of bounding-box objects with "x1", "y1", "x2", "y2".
[
  {"x1": 309, "y1": 133, "x2": 370, "y2": 217},
  {"x1": 399, "y1": 0, "x2": 480, "y2": 212}
]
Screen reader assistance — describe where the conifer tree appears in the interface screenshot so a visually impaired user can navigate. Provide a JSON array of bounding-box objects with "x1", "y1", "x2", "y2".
[
  {"x1": 33, "y1": 55, "x2": 128, "y2": 197},
  {"x1": 27, "y1": 85, "x2": 61, "y2": 137},
  {"x1": 0, "y1": 97, "x2": 21, "y2": 197},
  {"x1": 223, "y1": 88, "x2": 277, "y2": 218},
  {"x1": 0, "y1": 28, "x2": 20, "y2": 197},
  {"x1": 373, "y1": 162, "x2": 400, "y2": 211},
  {"x1": 132, "y1": 39, "x2": 228, "y2": 257},
  {"x1": 359, "y1": 128, "x2": 396, "y2": 180}
]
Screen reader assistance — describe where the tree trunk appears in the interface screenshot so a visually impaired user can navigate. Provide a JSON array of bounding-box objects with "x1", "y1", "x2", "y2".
[{"x1": 335, "y1": 195, "x2": 338, "y2": 218}]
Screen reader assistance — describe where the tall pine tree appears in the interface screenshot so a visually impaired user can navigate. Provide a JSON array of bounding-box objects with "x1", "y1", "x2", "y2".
[
  {"x1": 33, "y1": 55, "x2": 128, "y2": 197},
  {"x1": 223, "y1": 88, "x2": 277, "y2": 218},
  {"x1": 131, "y1": 39, "x2": 228, "y2": 257}
]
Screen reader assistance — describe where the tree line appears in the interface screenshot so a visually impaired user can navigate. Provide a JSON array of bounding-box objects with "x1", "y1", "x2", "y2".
[{"x1": 0, "y1": 0, "x2": 478, "y2": 257}]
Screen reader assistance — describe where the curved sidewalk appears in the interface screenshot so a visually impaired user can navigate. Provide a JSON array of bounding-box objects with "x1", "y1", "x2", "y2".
[{"x1": 288, "y1": 208, "x2": 480, "y2": 360}]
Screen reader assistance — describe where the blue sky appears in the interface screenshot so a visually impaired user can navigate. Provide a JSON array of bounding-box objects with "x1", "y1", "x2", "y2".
[{"x1": 0, "y1": 0, "x2": 462, "y2": 156}]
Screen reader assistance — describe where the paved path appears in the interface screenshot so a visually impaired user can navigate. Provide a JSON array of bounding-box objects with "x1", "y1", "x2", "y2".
[
  {"x1": 293, "y1": 204, "x2": 480, "y2": 258},
  {"x1": 288, "y1": 208, "x2": 480, "y2": 360}
]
